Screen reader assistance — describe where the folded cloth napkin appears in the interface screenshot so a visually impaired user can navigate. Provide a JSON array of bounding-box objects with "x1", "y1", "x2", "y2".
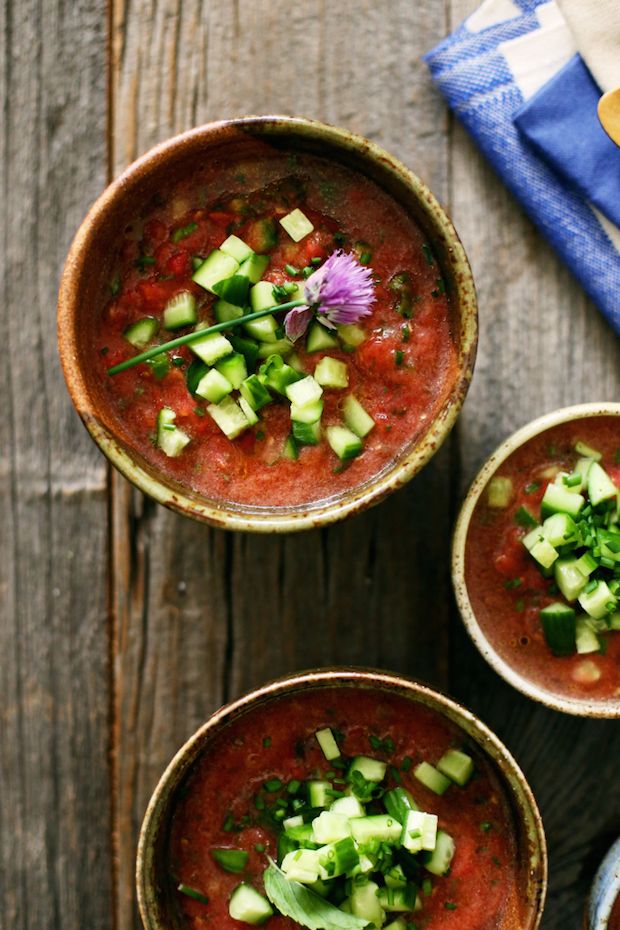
[{"x1": 424, "y1": 0, "x2": 620, "y2": 335}]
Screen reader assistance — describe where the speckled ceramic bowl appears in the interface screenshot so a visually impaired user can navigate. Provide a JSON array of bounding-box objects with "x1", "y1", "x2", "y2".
[
  {"x1": 136, "y1": 667, "x2": 546, "y2": 930},
  {"x1": 58, "y1": 116, "x2": 477, "y2": 532},
  {"x1": 587, "y1": 838, "x2": 620, "y2": 929},
  {"x1": 452, "y1": 403, "x2": 620, "y2": 718}
]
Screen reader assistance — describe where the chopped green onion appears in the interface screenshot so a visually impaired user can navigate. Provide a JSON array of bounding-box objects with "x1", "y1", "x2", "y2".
[
  {"x1": 285, "y1": 263, "x2": 299, "y2": 275},
  {"x1": 172, "y1": 221, "x2": 198, "y2": 242},
  {"x1": 264, "y1": 779, "x2": 283, "y2": 792},
  {"x1": 525, "y1": 482, "x2": 540, "y2": 494},
  {"x1": 211, "y1": 848, "x2": 249, "y2": 873},
  {"x1": 422, "y1": 243, "x2": 434, "y2": 265},
  {"x1": 514, "y1": 506, "x2": 538, "y2": 529},
  {"x1": 178, "y1": 883, "x2": 209, "y2": 905}
]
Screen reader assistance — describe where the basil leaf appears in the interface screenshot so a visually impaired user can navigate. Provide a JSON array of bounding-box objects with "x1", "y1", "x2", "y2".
[{"x1": 263, "y1": 862, "x2": 368, "y2": 930}]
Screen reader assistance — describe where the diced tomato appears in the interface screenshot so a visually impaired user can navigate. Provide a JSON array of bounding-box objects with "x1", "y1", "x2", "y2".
[
  {"x1": 143, "y1": 219, "x2": 168, "y2": 245},
  {"x1": 607, "y1": 464, "x2": 620, "y2": 486},
  {"x1": 494, "y1": 538, "x2": 527, "y2": 578},
  {"x1": 138, "y1": 278, "x2": 182, "y2": 310},
  {"x1": 208, "y1": 210, "x2": 237, "y2": 227},
  {"x1": 166, "y1": 251, "x2": 190, "y2": 277}
]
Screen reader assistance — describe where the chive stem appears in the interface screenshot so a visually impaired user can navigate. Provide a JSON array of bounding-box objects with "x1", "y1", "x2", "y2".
[{"x1": 107, "y1": 299, "x2": 306, "y2": 376}]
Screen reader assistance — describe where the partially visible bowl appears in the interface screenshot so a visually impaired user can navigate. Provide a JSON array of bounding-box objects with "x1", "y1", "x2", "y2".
[
  {"x1": 452, "y1": 403, "x2": 620, "y2": 717},
  {"x1": 136, "y1": 667, "x2": 546, "y2": 930},
  {"x1": 58, "y1": 116, "x2": 477, "y2": 532},
  {"x1": 587, "y1": 837, "x2": 620, "y2": 929}
]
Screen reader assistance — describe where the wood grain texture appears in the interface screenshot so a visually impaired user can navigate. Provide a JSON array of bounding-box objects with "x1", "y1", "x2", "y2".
[
  {"x1": 0, "y1": 1, "x2": 112, "y2": 929},
  {"x1": 445, "y1": 2, "x2": 620, "y2": 924},
  {"x1": 109, "y1": 2, "x2": 452, "y2": 927}
]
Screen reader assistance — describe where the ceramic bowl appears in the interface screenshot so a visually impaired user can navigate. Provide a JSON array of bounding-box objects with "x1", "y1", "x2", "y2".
[
  {"x1": 58, "y1": 116, "x2": 477, "y2": 532},
  {"x1": 587, "y1": 837, "x2": 620, "y2": 929},
  {"x1": 452, "y1": 403, "x2": 620, "y2": 717},
  {"x1": 136, "y1": 667, "x2": 546, "y2": 930}
]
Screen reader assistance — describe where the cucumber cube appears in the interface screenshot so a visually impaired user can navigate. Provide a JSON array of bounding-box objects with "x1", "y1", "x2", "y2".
[
  {"x1": 350, "y1": 815, "x2": 402, "y2": 845},
  {"x1": 529, "y1": 536, "x2": 559, "y2": 569},
  {"x1": 311, "y1": 811, "x2": 351, "y2": 844},
  {"x1": 124, "y1": 316, "x2": 158, "y2": 348},
  {"x1": 281, "y1": 849, "x2": 321, "y2": 884},
  {"x1": 192, "y1": 249, "x2": 239, "y2": 293},
  {"x1": 315, "y1": 357, "x2": 349, "y2": 389},
  {"x1": 574, "y1": 440, "x2": 602, "y2": 461},
  {"x1": 554, "y1": 470, "x2": 584, "y2": 494},
  {"x1": 575, "y1": 617, "x2": 600, "y2": 654},
  {"x1": 575, "y1": 552, "x2": 598, "y2": 577},
  {"x1": 326, "y1": 426, "x2": 363, "y2": 461},
  {"x1": 163, "y1": 291, "x2": 197, "y2": 330},
  {"x1": 540, "y1": 483, "x2": 585, "y2": 519},
  {"x1": 211, "y1": 274, "x2": 250, "y2": 307},
  {"x1": 290, "y1": 400, "x2": 324, "y2": 424},
  {"x1": 348, "y1": 756, "x2": 387, "y2": 783},
  {"x1": 282, "y1": 434, "x2": 299, "y2": 461},
  {"x1": 574, "y1": 456, "x2": 595, "y2": 483},
  {"x1": 190, "y1": 331, "x2": 234, "y2": 366},
  {"x1": 156, "y1": 408, "x2": 190, "y2": 458},
  {"x1": 251, "y1": 280, "x2": 277, "y2": 313},
  {"x1": 540, "y1": 603, "x2": 576, "y2": 656},
  {"x1": 286, "y1": 375, "x2": 323, "y2": 407},
  {"x1": 306, "y1": 321, "x2": 339, "y2": 353},
  {"x1": 239, "y1": 375, "x2": 272, "y2": 411},
  {"x1": 292, "y1": 419, "x2": 321, "y2": 446},
  {"x1": 588, "y1": 461, "x2": 618, "y2": 507},
  {"x1": 315, "y1": 727, "x2": 341, "y2": 761},
  {"x1": 554, "y1": 558, "x2": 588, "y2": 602},
  {"x1": 207, "y1": 396, "x2": 250, "y2": 439},
  {"x1": 244, "y1": 314, "x2": 278, "y2": 343},
  {"x1": 214, "y1": 298, "x2": 244, "y2": 324},
  {"x1": 377, "y1": 886, "x2": 419, "y2": 913},
  {"x1": 541, "y1": 513, "x2": 578, "y2": 548},
  {"x1": 330, "y1": 796, "x2": 365, "y2": 818},
  {"x1": 423, "y1": 830, "x2": 455, "y2": 877},
  {"x1": 337, "y1": 323, "x2": 366, "y2": 347},
  {"x1": 343, "y1": 395, "x2": 375, "y2": 439},
  {"x1": 238, "y1": 253, "x2": 270, "y2": 284},
  {"x1": 486, "y1": 476, "x2": 513, "y2": 508},
  {"x1": 307, "y1": 780, "x2": 331, "y2": 808},
  {"x1": 436, "y1": 749, "x2": 474, "y2": 786},
  {"x1": 578, "y1": 580, "x2": 617, "y2": 619},
  {"x1": 228, "y1": 884, "x2": 273, "y2": 924},
  {"x1": 350, "y1": 880, "x2": 385, "y2": 929},
  {"x1": 384, "y1": 865, "x2": 408, "y2": 889},
  {"x1": 401, "y1": 810, "x2": 438, "y2": 853},
  {"x1": 414, "y1": 762, "x2": 451, "y2": 796},
  {"x1": 238, "y1": 397, "x2": 259, "y2": 426},
  {"x1": 256, "y1": 338, "x2": 294, "y2": 358},
  {"x1": 215, "y1": 352, "x2": 247, "y2": 389},
  {"x1": 195, "y1": 368, "x2": 233, "y2": 404},
  {"x1": 383, "y1": 920, "x2": 408, "y2": 930},
  {"x1": 219, "y1": 234, "x2": 253, "y2": 264},
  {"x1": 279, "y1": 208, "x2": 314, "y2": 242}
]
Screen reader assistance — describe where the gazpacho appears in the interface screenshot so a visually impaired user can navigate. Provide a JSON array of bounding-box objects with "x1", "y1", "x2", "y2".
[
  {"x1": 464, "y1": 416, "x2": 620, "y2": 703},
  {"x1": 97, "y1": 145, "x2": 459, "y2": 507},
  {"x1": 609, "y1": 893, "x2": 620, "y2": 930},
  {"x1": 169, "y1": 687, "x2": 525, "y2": 929}
]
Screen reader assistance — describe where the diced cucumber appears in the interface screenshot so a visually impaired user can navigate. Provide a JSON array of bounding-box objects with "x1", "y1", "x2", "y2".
[
  {"x1": 192, "y1": 249, "x2": 239, "y2": 293},
  {"x1": 575, "y1": 440, "x2": 602, "y2": 461},
  {"x1": 307, "y1": 780, "x2": 331, "y2": 809},
  {"x1": 383, "y1": 787, "x2": 418, "y2": 824},
  {"x1": 256, "y1": 338, "x2": 294, "y2": 359},
  {"x1": 124, "y1": 316, "x2": 158, "y2": 348},
  {"x1": 588, "y1": 462, "x2": 618, "y2": 507},
  {"x1": 377, "y1": 885, "x2": 418, "y2": 913},
  {"x1": 326, "y1": 426, "x2": 363, "y2": 462},
  {"x1": 214, "y1": 298, "x2": 244, "y2": 324},
  {"x1": 312, "y1": 811, "x2": 352, "y2": 845},
  {"x1": 574, "y1": 456, "x2": 595, "y2": 484},
  {"x1": 524, "y1": 531, "x2": 559, "y2": 570},
  {"x1": 251, "y1": 280, "x2": 278, "y2": 313},
  {"x1": 609, "y1": 611, "x2": 620, "y2": 631},
  {"x1": 247, "y1": 218, "x2": 278, "y2": 252},
  {"x1": 212, "y1": 274, "x2": 250, "y2": 307},
  {"x1": 207, "y1": 396, "x2": 250, "y2": 439},
  {"x1": 423, "y1": 830, "x2": 455, "y2": 876},
  {"x1": 186, "y1": 359, "x2": 208, "y2": 395},
  {"x1": 315, "y1": 727, "x2": 341, "y2": 761},
  {"x1": 280, "y1": 208, "x2": 314, "y2": 242},
  {"x1": 542, "y1": 512, "x2": 578, "y2": 548},
  {"x1": 219, "y1": 234, "x2": 253, "y2": 264},
  {"x1": 384, "y1": 865, "x2": 407, "y2": 890},
  {"x1": 244, "y1": 315, "x2": 278, "y2": 343},
  {"x1": 163, "y1": 291, "x2": 197, "y2": 330},
  {"x1": 540, "y1": 483, "x2": 585, "y2": 519},
  {"x1": 350, "y1": 880, "x2": 384, "y2": 929},
  {"x1": 290, "y1": 400, "x2": 324, "y2": 424},
  {"x1": 286, "y1": 375, "x2": 323, "y2": 407},
  {"x1": 540, "y1": 602, "x2": 576, "y2": 656},
  {"x1": 575, "y1": 617, "x2": 600, "y2": 654},
  {"x1": 282, "y1": 434, "x2": 299, "y2": 461},
  {"x1": 487, "y1": 476, "x2": 513, "y2": 508},
  {"x1": 292, "y1": 418, "x2": 321, "y2": 446},
  {"x1": 156, "y1": 408, "x2": 190, "y2": 458},
  {"x1": 239, "y1": 375, "x2": 272, "y2": 411},
  {"x1": 215, "y1": 352, "x2": 247, "y2": 389},
  {"x1": 343, "y1": 395, "x2": 375, "y2": 439},
  {"x1": 554, "y1": 470, "x2": 584, "y2": 494},
  {"x1": 575, "y1": 552, "x2": 598, "y2": 577},
  {"x1": 190, "y1": 331, "x2": 234, "y2": 365},
  {"x1": 337, "y1": 323, "x2": 366, "y2": 347},
  {"x1": 238, "y1": 397, "x2": 259, "y2": 426},
  {"x1": 284, "y1": 823, "x2": 317, "y2": 846},
  {"x1": 315, "y1": 357, "x2": 349, "y2": 389},
  {"x1": 306, "y1": 321, "x2": 339, "y2": 352},
  {"x1": 330, "y1": 796, "x2": 365, "y2": 818},
  {"x1": 238, "y1": 253, "x2": 270, "y2": 284},
  {"x1": 554, "y1": 558, "x2": 588, "y2": 601},
  {"x1": 436, "y1": 749, "x2": 474, "y2": 786},
  {"x1": 281, "y1": 849, "x2": 321, "y2": 884},
  {"x1": 282, "y1": 814, "x2": 304, "y2": 831},
  {"x1": 259, "y1": 355, "x2": 300, "y2": 395},
  {"x1": 349, "y1": 756, "x2": 387, "y2": 783},
  {"x1": 195, "y1": 368, "x2": 233, "y2": 404},
  {"x1": 401, "y1": 810, "x2": 438, "y2": 853},
  {"x1": 414, "y1": 762, "x2": 451, "y2": 796},
  {"x1": 350, "y1": 815, "x2": 402, "y2": 845},
  {"x1": 228, "y1": 884, "x2": 273, "y2": 925},
  {"x1": 578, "y1": 580, "x2": 617, "y2": 619},
  {"x1": 383, "y1": 919, "x2": 408, "y2": 930},
  {"x1": 230, "y1": 334, "x2": 259, "y2": 370}
]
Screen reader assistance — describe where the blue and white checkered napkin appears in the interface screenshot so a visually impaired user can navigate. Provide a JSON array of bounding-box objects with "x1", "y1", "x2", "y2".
[{"x1": 424, "y1": 0, "x2": 620, "y2": 335}]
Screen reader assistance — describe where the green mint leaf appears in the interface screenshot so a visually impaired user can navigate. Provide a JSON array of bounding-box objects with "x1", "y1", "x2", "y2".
[{"x1": 263, "y1": 862, "x2": 368, "y2": 930}]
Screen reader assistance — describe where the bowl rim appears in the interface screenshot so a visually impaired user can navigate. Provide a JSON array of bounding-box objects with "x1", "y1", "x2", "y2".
[
  {"x1": 452, "y1": 402, "x2": 620, "y2": 718},
  {"x1": 57, "y1": 114, "x2": 478, "y2": 533},
  {"x1": 587, "y1": 836, "x2": 620, "y2": 929},
  {"x1": 135, "y1": 666, "x2": 547, "y2": 930}
]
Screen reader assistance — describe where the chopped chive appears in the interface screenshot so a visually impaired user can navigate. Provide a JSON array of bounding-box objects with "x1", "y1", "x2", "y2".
[
  {"x1": 254, "y1": 843, "x2": 265, "y2": 853},
  {"x1": 193, "y1": 407, "x2": 205, "y2": 417},
  {"x1": 395, "y1": 350, "x2": 404, "y2": 367},
  {"x1": 333, "y1": 232, "x2": 345, "y2": 245},
  {"x1": 614, "y1": 448, "x2": 620, "y2": 464},
  {"x1": 191, "y1": 255, "x2": 204, "y2": 271},
  {"x1": 211, "y1": 848, "x2": 249, "y2": 873},
  {"x1": 562, "y1": 473, "x2": 582, "y2": 487},
  {"x1": 135, "y1": 255, "x2": 156, "y2": 270},
  {"x1": 256, "y1": 430, "x2": 265, "y2": 441},
  {"x1": 263, "y1": 737, "x2": 272, "y2": 748},
  {"x1": 171, "y1": 356, "x2": 185, "y2": 367},
  {"x1": 401, "y1": 324, "x2": 410, "y2": 342},
  {"x1": 435, "y1": 277, "x2": 446, "y2": 293},
  {"x1": 110, "y1": 275, "x2": 121, "y2": 296},
  {"x1": 172, "y1": 221, "x2": 198, "y2": 243},
  {"x1": 100, "y1": 346, "x2": 109, "y2": 356},
  {"x1": 254, "y1": 795, "x2": 265, "y2": 810},
  {"x1": 285, "y1": 263, "x2": 299, "y2": 276},
  {"x1": 515, "y1": 599, "x2": 525, "y2": 613},
  {"x1": 287, "y1": 780, "x2": 301, "y2": 794},
  {"x1": 514, "y1": 506, "x2": 538, "y2": 529},
  {"x1": 504, "y1": 577, "x2": 523, "y2": 590},
  {"x1": 422, "y1": 878, "x2": 432, "y2": 897},
  {"x1": 222, "y1": 812, "x2": 235, "y2": 832},
  {"x1": 444, "y1": 902, "x2": 457, "y2": 910},
  {"x1": 310, "y1": 256, "x2": 322, "y2": 266},
  {"x1": 422, "y1": 243, "x2": 434, "y2": 265},
  {"x1": 359, "y1": 251, "x2": 372, "y2": 265},
  {"x1": 401, "y1": 756, "x2": 412, "y2": 772},
  {"x1": 584, "y1": 579, "x2": 598, "y2": 594},
  {"x1": 480, "y1": 821, "x2": 492, "y2": 832},
  {"x1": 525, "y1": 481, "x2": 540, "y2": 494},
  {"x1": 301, "y1": 265, "x2": 314, "y2": 278},
  {"x1": 264, "y1": 779, "x2": 282, "y2": 792},
  {"x1": 177, "y1": 883, "x2": 209, "y2": 905}
]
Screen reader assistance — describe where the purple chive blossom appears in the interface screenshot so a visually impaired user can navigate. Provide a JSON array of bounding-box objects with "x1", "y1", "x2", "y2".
[{"x1": 284, "y1": 250, "x2": 375, "y2": 341}]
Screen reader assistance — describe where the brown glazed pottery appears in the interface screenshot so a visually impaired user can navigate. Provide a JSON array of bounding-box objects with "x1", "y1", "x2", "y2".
[{"x1": 58, "y1": 116, "x2": 477, "y2": 532}]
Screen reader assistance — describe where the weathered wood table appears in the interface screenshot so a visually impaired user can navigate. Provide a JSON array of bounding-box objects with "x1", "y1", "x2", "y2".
[{"x1": 2, "y1": 1, "x2": 619, "y2": 928}]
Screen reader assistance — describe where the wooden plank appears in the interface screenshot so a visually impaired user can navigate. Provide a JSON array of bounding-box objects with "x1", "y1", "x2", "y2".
[
  {"x1": 0, "y1": 2, "x2": 112, "y2": 929},
  {"x1": 446, "y1": 4, "x2": 620, "y2": 926},
  {"x1": 109, "y1": 1, "x2": 452, "y2": 925}
]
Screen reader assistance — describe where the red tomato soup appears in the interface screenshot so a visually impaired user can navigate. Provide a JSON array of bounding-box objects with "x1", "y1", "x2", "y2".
[
  {"x1": 609, "y1": 892, "x2": 620, "y2": 930},
  {"x1": 465, "y1": 417, "x2": 620, "y2": 704},
  {"x1": 96, "y1": 146, "x2": 459, "y2": 507},
  {"x1": 169, "y1": 688, "x2": 525, "y2": 930}
]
